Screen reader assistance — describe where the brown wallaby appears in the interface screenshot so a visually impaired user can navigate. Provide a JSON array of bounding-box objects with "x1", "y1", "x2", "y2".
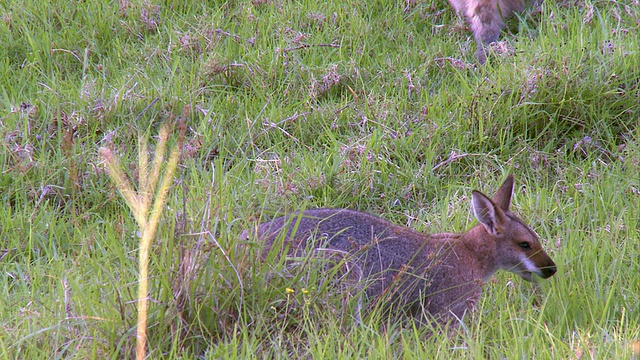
[
  {"x1": 448, "y1": 0, "x2": 542, "y2": 63},
  {"x1": 249, "y1": 175, "x2": 556, "y2": 325}
]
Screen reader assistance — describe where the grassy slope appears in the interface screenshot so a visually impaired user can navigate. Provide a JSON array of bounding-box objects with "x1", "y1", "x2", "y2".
[{"x1": 1, "y1": 0, "x2": 638, "y2": 358}]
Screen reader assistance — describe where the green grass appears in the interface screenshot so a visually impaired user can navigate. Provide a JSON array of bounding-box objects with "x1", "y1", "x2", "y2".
[{"x1": 1, "y1": 0, "x2": 639, "y2": 358}]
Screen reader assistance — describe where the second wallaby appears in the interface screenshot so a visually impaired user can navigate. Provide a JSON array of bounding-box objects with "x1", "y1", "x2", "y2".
[
  {"x1": 250, "y1": 175, "x2": 556, "y2": 325},
  {"x1": 448, "y1": 0, "x2": 542, "y2": 63}
]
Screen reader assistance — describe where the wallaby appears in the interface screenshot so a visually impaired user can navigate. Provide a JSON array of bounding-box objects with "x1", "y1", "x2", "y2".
[
  {"x1": 448, "y1": 0, "x2": 542, "y2": 63},
  {"x1": 249, "y1": 175, "x2": 556, "y2": 325}
]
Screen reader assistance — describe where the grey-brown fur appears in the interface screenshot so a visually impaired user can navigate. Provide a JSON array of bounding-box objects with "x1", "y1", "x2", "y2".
[
  {"x1": 448, "y1": 0, "x2": 542, "y2": 63},
  {"x1": 249, "y1": 175, "x2": 556, "y2": 325}
]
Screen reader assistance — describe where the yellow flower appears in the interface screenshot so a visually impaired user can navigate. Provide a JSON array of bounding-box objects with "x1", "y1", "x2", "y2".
[
  {"x1": 286, "y1": 288, "x2": 295, "y2": 294},
  {"x1": 301, "y1": 288, "x2": 309, "y2": 294}
]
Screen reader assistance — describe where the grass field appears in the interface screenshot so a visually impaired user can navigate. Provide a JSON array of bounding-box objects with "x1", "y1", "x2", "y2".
[{"x1": 1, "y1": 0, "x2": 639, "y2": 358}]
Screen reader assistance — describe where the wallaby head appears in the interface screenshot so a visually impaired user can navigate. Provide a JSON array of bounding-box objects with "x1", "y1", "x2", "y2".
[
  {"x1": 447, "y1": 0, "x2": 542, "y2": 63},
  {"x1": 470, "y1": 174, "x2": 557, "y2": 281}
]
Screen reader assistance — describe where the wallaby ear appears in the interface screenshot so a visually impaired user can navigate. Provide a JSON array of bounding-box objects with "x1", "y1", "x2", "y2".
[
  {"x1": 492, "y1": 174, "x2": 514, "y2": 212},
  {"x1": 472, "y1": 190, "x2": 508, "y2": 236}
]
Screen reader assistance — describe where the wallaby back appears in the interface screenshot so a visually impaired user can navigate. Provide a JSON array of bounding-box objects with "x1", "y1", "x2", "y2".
[{"x1": 250, "y1": 175, "x2": 556, "y2": 324}]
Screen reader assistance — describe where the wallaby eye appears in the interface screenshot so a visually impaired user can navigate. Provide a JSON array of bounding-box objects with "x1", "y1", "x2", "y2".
[{"x1": 518, "y1": 242, "x2": 531, "y2": 249}]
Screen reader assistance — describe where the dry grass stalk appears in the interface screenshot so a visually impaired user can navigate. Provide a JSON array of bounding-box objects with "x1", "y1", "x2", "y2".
[{"x1": 100, "y1": 122, "x2": 181, "y2": 360}]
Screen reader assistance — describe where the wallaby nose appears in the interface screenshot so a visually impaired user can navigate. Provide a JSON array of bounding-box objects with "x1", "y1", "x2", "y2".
[{"x1": 541, "y1": 262, "x2": 557, "y2": 278}]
